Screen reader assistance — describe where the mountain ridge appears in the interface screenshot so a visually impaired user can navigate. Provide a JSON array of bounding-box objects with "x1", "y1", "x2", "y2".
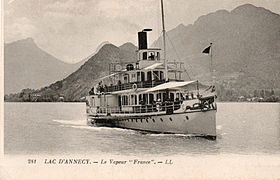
[
  {"x1": 4, "y1": 37, "x2": 85, "y2": 94},
  {"x1": 4, "y1": 3, "x2": 280, "y2": 102}
]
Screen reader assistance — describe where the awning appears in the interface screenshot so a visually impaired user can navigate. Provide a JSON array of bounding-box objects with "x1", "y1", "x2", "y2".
[
  {"x1": 145, "y1": 80, "x2": 198, "y2": 93},
  {"x1": 144, "y1": 63, "x2": 163, "y2": 70},
  {"x1": 143, "y1": 63, "x2": 178, "y2": 70},
  {"x1": 110, "y1": 88, "x2": 146, "y2": 94}
]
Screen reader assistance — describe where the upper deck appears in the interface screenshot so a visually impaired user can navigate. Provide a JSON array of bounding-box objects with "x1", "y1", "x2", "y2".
[{"x1": 90, "y1": 29, "x2": 185, "y2": 94}]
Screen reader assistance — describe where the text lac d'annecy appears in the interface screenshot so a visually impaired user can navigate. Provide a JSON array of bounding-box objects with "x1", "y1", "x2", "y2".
[
  {"x1": 44, "y1": 158, "x2": 160, "y2": 165},
  {"x1": 44, "y1": 159, "x2": 91, "y2": 164}
]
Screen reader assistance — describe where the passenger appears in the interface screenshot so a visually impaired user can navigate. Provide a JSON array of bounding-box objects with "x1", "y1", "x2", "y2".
[
  {"x1": 180, "y1": 93, "x2": 184, "y2": 100},
  {"x1": 148, "y1": 53, "x2": 155, "y2": 60},
  {"x1": 165, "y1": 97, "x2": 174, "y2": 114},
  {"x1": 191, "y1": 92, "x2": 194, "y2": 99},
  {"x1": 89, "y1": 87, "x2": 95, "y2": 95},
  {"x1": 100, "y1": 84, "x2": 104, "y2": 92},
  {"x1": 156, "y1": 98, "x2": 161, "y2": 111},
  {"x1": 139, "y1": 100, "x2": 145, "y2": 113},
  {"x1": 117, "y1": 80, "x2": 121, "y2": 90},
  {"x1": 174, "y1": 97, "x2": 180, "y2": 110}
]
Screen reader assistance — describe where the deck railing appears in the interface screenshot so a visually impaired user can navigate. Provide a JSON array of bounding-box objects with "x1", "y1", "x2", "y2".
[
  {"x1": 93, "y1": 96, "x2": 216, "y2": 115},
  {"x1": 96, "y1": 101, "x2": 182, "y2": 115},
  {"x1": 98, "y1": 80, "x2": 166, "y2": 93}
]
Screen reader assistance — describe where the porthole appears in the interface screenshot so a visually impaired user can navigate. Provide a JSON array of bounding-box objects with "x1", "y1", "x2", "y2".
[{"x1": 169, "y1": 117, "x2": 172, "y2": 121}]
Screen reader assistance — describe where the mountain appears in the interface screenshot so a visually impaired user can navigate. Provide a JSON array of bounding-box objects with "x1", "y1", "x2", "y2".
[
  {"x1": 53, "y1": 43, "x2": 137, "y2": 101},
  {"x1": 6, "y1": 42, "x2": 137, "y2": 101},
  {"x1": 4, "y1": 38, "x2": 84, "y2": 94},
  {"x1": 5, "y1": 4, "x2": 280, "y2": 102},
  {"x1": 153, "y1": 4, "x2": 280, "y2": 93}
]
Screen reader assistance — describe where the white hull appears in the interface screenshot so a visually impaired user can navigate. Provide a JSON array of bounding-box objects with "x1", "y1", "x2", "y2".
[{"x1": 87, "y1": 109, "x2": 216, "y2": 139}]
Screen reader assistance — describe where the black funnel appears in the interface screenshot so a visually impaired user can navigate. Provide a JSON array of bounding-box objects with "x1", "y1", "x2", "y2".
[{"x1": 138, "y1": 31, "x2": 147, "y2": 50}]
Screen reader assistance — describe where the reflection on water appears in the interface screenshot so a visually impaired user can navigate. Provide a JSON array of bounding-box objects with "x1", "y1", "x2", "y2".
[{"x1": 4, "y1": 102, "x2": 280, "y2": 155}]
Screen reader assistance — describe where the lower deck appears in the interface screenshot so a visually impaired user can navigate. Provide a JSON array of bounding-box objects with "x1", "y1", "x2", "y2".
[{"x1": 87, "y1": 108, "x2": 217, "y2": 139}]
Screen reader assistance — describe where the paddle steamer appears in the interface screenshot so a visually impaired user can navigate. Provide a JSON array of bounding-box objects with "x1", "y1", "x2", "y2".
[{"x1": 86, "y1": 0, "x2": 217, "y2": 139}]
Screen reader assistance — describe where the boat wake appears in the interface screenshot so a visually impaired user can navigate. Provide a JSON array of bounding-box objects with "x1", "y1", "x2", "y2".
[
  {"x1": 70, "y1": 125, "x2": 137, "y2": 134},
  {"x1": 53, "y1": 119, "x2": 86, "y2": 126},
  {"x1": 53, "y1": 119, "x2": 136, "y2": 133}
]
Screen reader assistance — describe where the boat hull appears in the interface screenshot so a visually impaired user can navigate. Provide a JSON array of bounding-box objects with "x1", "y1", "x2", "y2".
[{"x1": 87, "y1": 110, "x2": 216, "y2": 140}]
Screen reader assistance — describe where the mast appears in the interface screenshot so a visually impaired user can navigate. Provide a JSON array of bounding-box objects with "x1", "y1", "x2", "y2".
[{"x1": 161, "y1": 0, "x2": 168, "y2": 82}]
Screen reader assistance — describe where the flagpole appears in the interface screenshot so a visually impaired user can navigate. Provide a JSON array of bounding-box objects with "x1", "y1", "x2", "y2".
[
  {"x1": 210, "y1": 43, "x2": 216, "y2": 106},
  {"x1": 210, "y1": 43, "x2": 213, "y2": 85}
]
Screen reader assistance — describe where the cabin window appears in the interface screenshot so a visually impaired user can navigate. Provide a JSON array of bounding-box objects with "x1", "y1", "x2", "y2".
[
  {"x1": 143, "y1": 52, "x2": 147, "y2": 60},
  {"x1": 118, "y1": 96, "x2": 121, "y2": 106},
  {"x1": 124, "y1": 75, "x2": 129, "y2": 83},
  {"x1": 148, "y1": 94, "x2": 154, "y2": 104},
  {"x1": 143, "y1": 94, "x2": 147, "y2": 104},
  {"x1": 122, "y1": 95, "x2": 128, "y2": 105},
  {"x1": 156, "y1": 52, "x2": 160, "y2": 60},
  {"x1": 126, "y1": 64, "x2": 134, "y2": 71},
  {"x1": 125, "y1": 96, "x2": 128, "y2": 105},
  {"x1": 170, "y1": 93, "x2": 174, "y2": 101},
  {"x1": 139, "y1": 94, "x2": 147, "y2": 105},
  {"x1": 176, "y1": 93, "x2": 182, "y2": 101},
  {"x1": 130, "y1": 73, "x2": 136, "y2": 82},
  {"x1": 139, "y1": 94, "x2": 143, "y2": 104},
  {"x1": 130, "y1": 95, "x2": 133, "y2": 105},
  {"x1": 134, "y1": 95, "x2": 137, "y2": 105},
  {"x1": 128, "y1": 95, "x2": 131, "y2": 105},
  {"x1": 131, "y1": 95, "x2": 137, "y2": 105},
  {"x1": 163, "y1": 93, "x2": 168, "y2": 101},
  {"x1": 137, "y1": 72, "x2": 141, "y2": 81},
  {"x1": 147, "y1": 71, "x2": 152, "y2": 82},
  {"x1": 148, "y1": 52, "x2": 155, "y2": 60},
  {"x1": 132, "y1": 73, "x2": 136, "y2": 79},
  {"x1": 156, "y1": 93, "x2": 162, "y2": 101},
  {"x1": 159, "y1": 71, "x2": 164, "y2": 80},
  {"x1": 153, "y1": 71, "x2": 159, "y2": 81},
  {"x1": 141, "y1": 72, "x2": 145, "y2": 81}
]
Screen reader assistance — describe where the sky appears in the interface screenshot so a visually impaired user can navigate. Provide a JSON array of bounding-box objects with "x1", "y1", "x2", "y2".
[{"x1": 4, "y1": 0, "x2": 280, "y2": 63}]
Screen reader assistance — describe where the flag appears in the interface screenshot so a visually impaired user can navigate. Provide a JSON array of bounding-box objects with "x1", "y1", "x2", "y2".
[
  {"x1": 202, "y1": 43, "x2": 212, "y2": 54},
  {"x1": 202, "y1": 46, "x2": 211, "y2": 54}
]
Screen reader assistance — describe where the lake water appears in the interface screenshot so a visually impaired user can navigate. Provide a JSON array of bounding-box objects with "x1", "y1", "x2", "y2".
[{"x1": 4, "y1": 102, "x2": 280, "y2": 156}]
